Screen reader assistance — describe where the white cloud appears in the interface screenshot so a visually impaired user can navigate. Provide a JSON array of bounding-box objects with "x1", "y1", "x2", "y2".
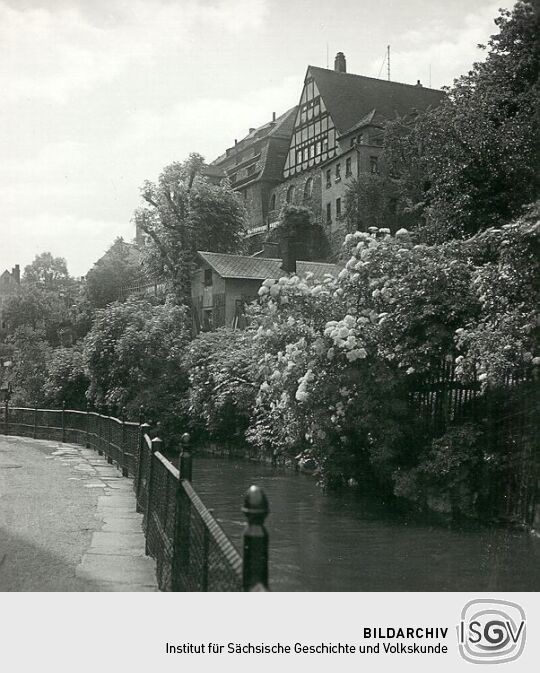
[
  {"x1": 0, "y1": 0, "x2": 268, "y2": 103},
  {"x1": 368, "y1": 1, "x2": 501, "y2": 88}
]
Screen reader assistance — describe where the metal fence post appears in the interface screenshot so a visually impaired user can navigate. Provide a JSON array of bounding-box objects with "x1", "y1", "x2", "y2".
[
  {"x1": 242, "y1": 485, "x2": 269, "y2": 591},
  {"x1": 201, "y1": 527, "x2": 210, "y2": 591},
  {"x1": 179, "y1": 432, "x2": 192, "y2": 482},
  {"x1": 61, "y1": 400, "x2": 66, "y2": 443},
  {"x1": 121, "y1": 406, "x2": 128, "y2": 477},
  {"x1": 33, "y1": 402, "x2": 38, "y2": 439},
  {"x1": 106, "y1": 406, "x2": 113, "y2": 464},
  {"x1": 97, "y1": 407, "x2": 103, "y2": 455},
  {"x1": 136, "y1": 422, "x2": 151, "y2": 509},
  {"x1": 85, "y1": 403, "x2": 90, "y2": 448},
  {"x1": 4, "y1": 398, "x2": 9, "y2": 435},
  {"x1": 145, "y1": 435, "x2": 163, "y2": 555}
]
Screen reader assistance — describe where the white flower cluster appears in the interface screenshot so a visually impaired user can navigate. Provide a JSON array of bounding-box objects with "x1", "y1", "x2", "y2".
[
  {"x1": 324, "y1": 315, "x2": 368, "y2": 362},
  {"x1": 295, "y1": 369, "x2": 315, "y2": 402}
]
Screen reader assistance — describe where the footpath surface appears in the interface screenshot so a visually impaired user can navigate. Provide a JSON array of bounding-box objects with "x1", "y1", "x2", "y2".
[{"x1": 0, "y1": 435, "x2": 157, "y2": 591}]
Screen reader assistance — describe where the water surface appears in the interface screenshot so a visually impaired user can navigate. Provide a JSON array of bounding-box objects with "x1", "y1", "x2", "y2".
[{"x1": 191, "y1": 454, "x2": 540, "y2": 592}]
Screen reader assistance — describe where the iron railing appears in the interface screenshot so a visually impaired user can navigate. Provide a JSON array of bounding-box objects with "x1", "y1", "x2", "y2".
[{"x1": 1, "y1": 404, "x2": 269, "y2": 592}]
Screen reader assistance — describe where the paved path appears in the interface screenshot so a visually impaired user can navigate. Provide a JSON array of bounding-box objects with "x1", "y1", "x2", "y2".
[{"x1": 0, "y1": 435, "x2": 157, "y2": 591}]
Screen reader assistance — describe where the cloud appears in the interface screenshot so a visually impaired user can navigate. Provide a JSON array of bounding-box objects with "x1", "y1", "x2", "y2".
[
  {"x1": 0, "y1": 0, "x2": 268, "y2": 103},
  {"x1": 0, "y1": 73, "x2": 300, "y2": 277},
  {"x1": 367, "y1": 1, "x2": 501, "y2": 88}
]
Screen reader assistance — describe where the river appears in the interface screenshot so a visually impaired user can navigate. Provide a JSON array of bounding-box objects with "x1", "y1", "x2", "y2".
[{"x1": 190, "y1": 454, "x2": 540, "y2": 592}]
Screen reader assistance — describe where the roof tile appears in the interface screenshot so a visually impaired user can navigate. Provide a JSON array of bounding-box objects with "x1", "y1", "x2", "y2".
[{"x1": 197, "y1": 251, "x2": 340, "y2": 281}]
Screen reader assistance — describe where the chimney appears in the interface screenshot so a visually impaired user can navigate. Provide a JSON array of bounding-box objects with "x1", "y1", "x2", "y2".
[
  {"x1": 249, "y1": 127, "x2": 255, "y2": 133},
  {"x1": 280, "y1": 235, "x2": 297, "y2": 274},
  {"x1": 263, "y1": 241, "x2": 279, "y2": 258},
  {"x1": 12, "y1": 264, "x2": 20, "y2": 284},
  {"x1": 334, "y1": 52, "x2": 346, "y2": 73},
  {"x1": 416, "y1": 79, "x2": 422, "y2": 87},
  {"x1": 272, "y1": 111, "x2": 276, "y2": 122}
]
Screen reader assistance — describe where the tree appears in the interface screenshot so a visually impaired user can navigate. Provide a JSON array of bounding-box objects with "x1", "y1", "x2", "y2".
[
  {"x1": 384, "y1": 1, "x2": 538, "y2": 241},
  {"x1": 344, "y1": 174, "x2": 407, "y2": 235},
  {"x1": 134, "y1": 154, "x2": 246, "y2": 306},
  {"x1": 7, "y1": 326, "x2": 50, "y2": 406},
  {"x1": 23, "y1": 252, "x2": 71, "y2": 290},
  {"x1": 269, "y1": 205, "x2": 330, "y2": 262},
  {"x1": 44, "y1": 346, "x2": 89, "y2": 409},
  {"x1": 83, "y1": 297, "x2": 191, "y2": 429},
  {"x1": 1, "y1": 285, "x2": 75, "y2": 346},
  {"x1": 85, "y1": 237, "x2": 142, "y2": 308}
]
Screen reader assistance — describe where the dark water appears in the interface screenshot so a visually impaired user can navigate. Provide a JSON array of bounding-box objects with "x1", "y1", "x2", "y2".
[{"x1": 191, "y1": 454, "x2": 540, "y2": 592}]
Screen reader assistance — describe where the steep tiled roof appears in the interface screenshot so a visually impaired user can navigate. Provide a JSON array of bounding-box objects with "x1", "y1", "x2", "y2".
[
  {"x1": 309, "y1": 66, "x2": 444, "y2": 135},
  {"x1": 197, "y1": 251, "x2": 340, "y2": 281},
  {"x1": 210, "y1": 107, "x2": 297, "y2": 168},
  {"x1": 339, "y1": 108, "x2": 387, "y2": 138}
]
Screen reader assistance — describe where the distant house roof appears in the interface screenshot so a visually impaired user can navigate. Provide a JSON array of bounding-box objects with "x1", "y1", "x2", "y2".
[
  {"x1": 197, "y1": 251, "x2": 340, "y2": 281},
  {"x1": 308, "y1": 66, "x2": 444, "y2": 135}
]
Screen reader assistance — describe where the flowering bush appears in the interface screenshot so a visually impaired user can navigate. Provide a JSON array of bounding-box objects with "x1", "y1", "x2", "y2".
[{"x1": 187, "y1": 207, "x2": 538, "y2": 513}]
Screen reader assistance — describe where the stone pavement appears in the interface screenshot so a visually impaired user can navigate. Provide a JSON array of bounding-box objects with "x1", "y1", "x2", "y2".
[
  {"x1": 0, "y1": 435, "x2": 157, "y2": 591},
  {"x1": 72, "y1": 446, "x2": 158, "y2": 591}
]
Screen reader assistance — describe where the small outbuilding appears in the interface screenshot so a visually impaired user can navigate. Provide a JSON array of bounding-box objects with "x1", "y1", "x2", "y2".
[{"x1": 192, "y1": 251, "x2": 339, "y2": 332}]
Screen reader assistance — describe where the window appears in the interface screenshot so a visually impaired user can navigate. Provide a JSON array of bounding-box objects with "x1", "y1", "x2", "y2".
[
  {"x1": 326, "y1": 169, "x2": 331, "y2": 188},
  {"x1": 235, "y1": 154, "x2": 241, "y2": 165},
  {"x1": 370, "y1": 156, "x2": 379, "y2": 174},
  {"x1": 230, "y1": 173, "x2": 237, "y2": 184},
  {"x1": 335, "y1": 163, "x2": 341, "y2": 181},
  {"x1": 336, "y1": 197, "x2": 342, "y2": 218},
  {"x1": 346, "y1": 157, "x2": 352, "y2": 177},
  {"x1": 303, "y1": 177, "x2": 313, "y2": 201},
  {"x1": 326, "y1": 203, "x2": 332, "y2": 224},
  {"x1": 247, "y1": 164, "x2": 255, "y2": 175},
  {"x1": 204, "y1": 269, "x2": 213, "y2": 287},
  {"x1": 286, "y1": 185, "x2": 295, "y2": 203},
  {"x1": 270, "y1": 194, "x2": 276, "y2": 211}
]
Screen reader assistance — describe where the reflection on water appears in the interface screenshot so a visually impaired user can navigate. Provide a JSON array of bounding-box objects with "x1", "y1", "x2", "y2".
[{"x1": 191, "y1": 454, "x2": 540, "y2": 592}]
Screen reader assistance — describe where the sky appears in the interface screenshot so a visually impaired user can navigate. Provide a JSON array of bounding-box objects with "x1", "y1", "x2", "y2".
[{"x1": 0, "y1": 0, "x2": 505, "y2": 277}]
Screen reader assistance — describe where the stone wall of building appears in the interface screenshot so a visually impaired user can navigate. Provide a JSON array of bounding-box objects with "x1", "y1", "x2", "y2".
[{"x1": 267, "y1": 166, "x2": 323, "y2": 225}]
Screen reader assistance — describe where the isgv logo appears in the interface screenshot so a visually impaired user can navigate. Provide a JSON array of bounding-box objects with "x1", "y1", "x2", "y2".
[{"x1": 458, "y1": 599, "x2": 526, "y2": 664}]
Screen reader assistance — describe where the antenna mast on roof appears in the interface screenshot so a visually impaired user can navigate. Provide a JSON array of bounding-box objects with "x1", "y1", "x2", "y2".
[{"x1": 387, "y1": 45, "x2": 391, "y2": 81}]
